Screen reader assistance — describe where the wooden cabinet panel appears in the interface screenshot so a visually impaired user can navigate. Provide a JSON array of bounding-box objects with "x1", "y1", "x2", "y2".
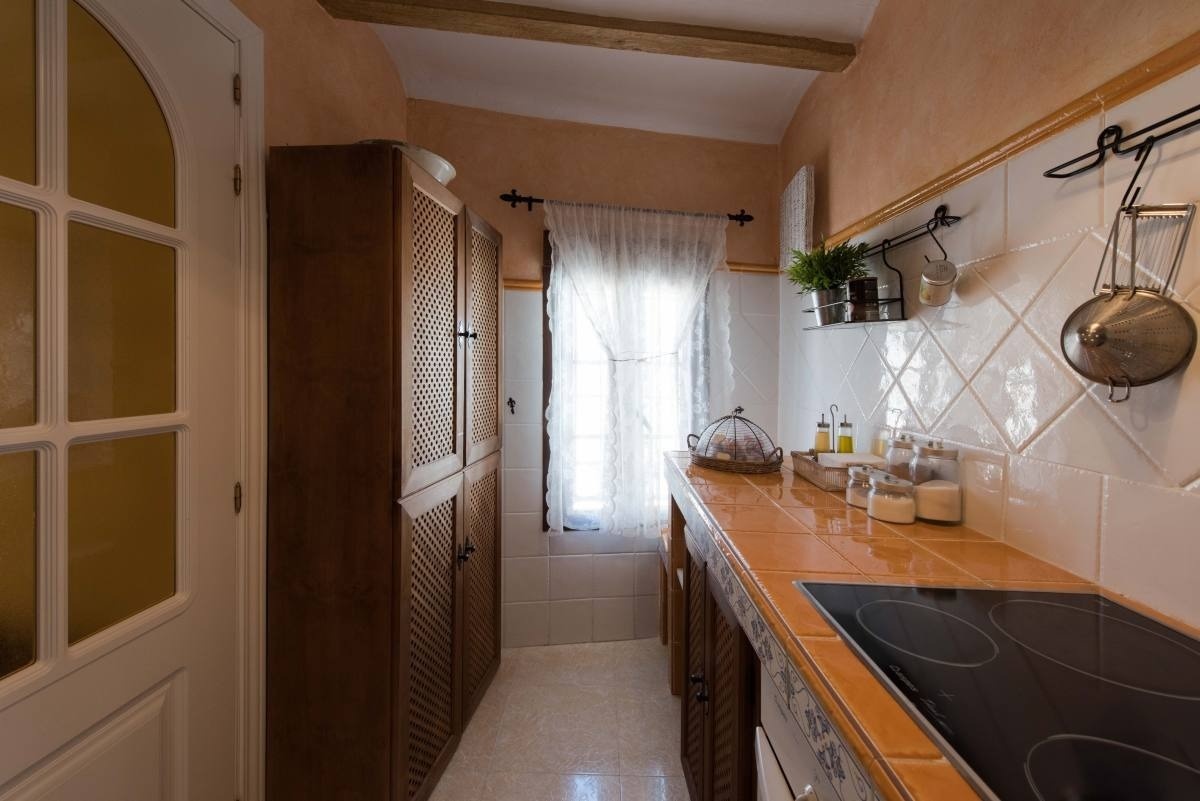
[
  {"x1": 465, "y1": 211, "x2": 502, "y2": 465},
  {"x1": 681, "y1": 536, "x2": 708, "y2": 801},
  {"x1": 397, "y1": 160, "x2": 466, "y2": 498},
  {"x1": 708, "y1": 583, "x2": 757, "y2": 801},
  {"x1": 396, "y1": 472, "x2": 464, "y2": 801},
  {"x1": 462, "y1": 453, "x2": 502, "y2": 719}
]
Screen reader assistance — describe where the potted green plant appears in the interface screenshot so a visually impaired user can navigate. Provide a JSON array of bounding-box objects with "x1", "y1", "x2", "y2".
[{"x1": 787, "y1": 241, "x2": 871, "y2": 326}]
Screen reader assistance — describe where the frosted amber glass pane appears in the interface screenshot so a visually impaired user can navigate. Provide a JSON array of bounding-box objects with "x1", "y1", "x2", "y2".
[
  {"x1": 0, "y1": 451, "x2": 37, "y2": 679},
  {"x1": 69, "y1": 433, "x2": 175, "y2": 643},
  {"x1": 69, "y1": 222, "x2": 175, "y2": 421},
  {"x1": 68, "y1": 1, "x2": 175, "y2": 226},
  {"x1": 0, "y1": 0, "x2": 36, "y2": 184},
  {"x1": 0, "y1": 203, "x2": 37, "y2": 428}
]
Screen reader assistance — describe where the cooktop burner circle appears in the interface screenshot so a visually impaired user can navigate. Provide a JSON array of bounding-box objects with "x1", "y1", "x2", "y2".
[
  {"x1": 1026, "y1": 734, "x2": 1200, "y2": 801},
  {"x1": 855, "y1": 599, "x2": 1000, "y2": 668},
  {"x1": 990, "y1": 600, "x2": 1200, "y2": 701}
]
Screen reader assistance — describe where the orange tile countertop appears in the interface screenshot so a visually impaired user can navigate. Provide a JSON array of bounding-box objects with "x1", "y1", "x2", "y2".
[{"x1": 664, "y1": 453, "x2": 1100, "y2": 801}]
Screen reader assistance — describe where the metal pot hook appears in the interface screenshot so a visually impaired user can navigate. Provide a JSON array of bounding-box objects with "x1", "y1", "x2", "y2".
[{"x1": 923, "y1": 218, "x2": 949, "y2": 263}]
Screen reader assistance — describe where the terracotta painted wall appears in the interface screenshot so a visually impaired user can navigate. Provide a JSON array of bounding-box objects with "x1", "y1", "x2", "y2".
[
  {"x1": 232, "y1": 0, "x2": 407, "y2": 145},
  {"x1": 408, "y1": 101, "x2": 780, "y2": 282},
  {"x1": 781, "y1": 0, "x2": 1200, "y2": 237}
]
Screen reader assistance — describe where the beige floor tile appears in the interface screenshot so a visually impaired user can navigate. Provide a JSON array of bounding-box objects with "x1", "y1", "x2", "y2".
[
  {"x1": 428, "y1": 768, "x2": 487, "y2": 801},
  {"x1": 483, "y1": 772, "x2": 622, "y2": 801},
  {"x1": 490, "y1": 725, "x2": 621, "y2": 775},
  {"x1": 620, "y1": 775, "x2": 690, "y2": 801}
]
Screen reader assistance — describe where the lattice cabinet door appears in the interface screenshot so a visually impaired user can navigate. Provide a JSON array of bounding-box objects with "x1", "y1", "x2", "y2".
[
  {"x1": 681, "y1": 533, "x2": 709, "y2": 801},
  {"x1": 464, "y1": 210, "x2": 503, "y2": 466},
  {"x1": 706, "y1": 578, "x2": 758, "y2": 801},
  {"x1": 396, "y1": 472, "x2": 465, "y2": 801},
  {"x1": 462, "y1": 452, "x2": 502, "y2": 721},
  {"x1": 397, "y1": 158, "x2": 467, "y2": 498}
]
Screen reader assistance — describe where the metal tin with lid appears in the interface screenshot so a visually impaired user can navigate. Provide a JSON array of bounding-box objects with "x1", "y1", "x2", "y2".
[{"x1": 919, "y1": 260, "x2": 958, "y2": 306}]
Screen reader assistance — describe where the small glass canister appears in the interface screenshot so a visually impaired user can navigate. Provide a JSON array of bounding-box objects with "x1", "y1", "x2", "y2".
[
  {"x1": 867, "y1": 473, "x2": 916, "y2": 525},
  {"x1": 845, "y1": 465, "x2": 876, "y2": 509},
  {"x1": 884, "y1": 435, "x2": 915, "y2": 481},
  {"x1": 910, "y1": 440, "x2": 960, "y2": 484}
]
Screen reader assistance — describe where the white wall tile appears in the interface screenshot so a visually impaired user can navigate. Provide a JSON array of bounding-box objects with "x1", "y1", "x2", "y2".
[
  {"x1": 593, "y1": 597, "x2": 636, "y2": 642},
  {"x1": 549, "y1": 554, "x2": 594, "y2": 600},
  {"x1": 503, "y1": 602, "x2": 549, "y2": 648},
  {"x1": 503, "y1": 290, "x2": 543, "y2": 382},
  {"x1": 593, "y1": 554, "x2": 636, "y2": 598},
  {"x1": 961, "y1": 455, "x2": 1006, "y2": 540},
  {"x1": 1102, "y1": 478, "x2": 1200, "y2": 629},
  {"x1": 504, "y1": 556, "x2": 549, "y2": 603},
  {"x1": 1004, "y1": 456, "x2": 1102, "y2": 580},
  {"x1": 549, "y1": 600, "x2": 593, "y2": 645},
  {"x1": 502, "y1": 423, "x2": 542, "y2": 470},
  {"x1": 975, "y1": 231, "x2": 1089, "y2": 315},
  {"x1": 634, "y1": 595, "x2": 660, "y2": 640},
  {"x1": 1025, "y1": 396, "x2": 1168, "y2": 485},
  {"x1": 634, "y1": 553, "x2": 661, "y2": 596},
  {"x1": 1006, "y1": 117, "x2": 1104, "y2": 248},
  {"x1": 503, "y1": 512, "x2": 548, "y2": 557},
  {"x1": 502, "y1": 380, "x2": 542, "y2": 426},
  {"x1": 503, "y1": 467, "x2": 542, "y2": 514},
  {"x1": 940, "y1": 164, "x2": 1006, "y2": 265}
]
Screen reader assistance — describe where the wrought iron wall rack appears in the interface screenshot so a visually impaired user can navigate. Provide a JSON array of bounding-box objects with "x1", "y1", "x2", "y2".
[
  {"x1": 499, "y1": 189, "x2": 755, "y2": 226},
  {"x1": 801, "y1": 204, "x2": 962, "y2": 331}
]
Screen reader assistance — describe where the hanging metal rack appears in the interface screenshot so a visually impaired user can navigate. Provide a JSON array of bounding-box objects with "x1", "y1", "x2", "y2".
[
  {"x1": 498, "y1": 189, "x2": 755, "y2": 226},
  {"x1": 801, "y1": 204, "x2": 962, "y2": 330}
]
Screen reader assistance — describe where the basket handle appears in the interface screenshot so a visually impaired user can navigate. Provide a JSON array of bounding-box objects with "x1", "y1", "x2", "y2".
[
  {"x1": 687, "y1": 434, "x2": 699, "y2": 450},
  {"x1": 770, "y1": 446, "x2": 784, "y2": 462}
]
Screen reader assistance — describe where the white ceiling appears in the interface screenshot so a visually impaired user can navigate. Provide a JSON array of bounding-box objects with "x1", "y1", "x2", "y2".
[{"x1": 374, "y1": 0, "x2": 879, "y2": 144}]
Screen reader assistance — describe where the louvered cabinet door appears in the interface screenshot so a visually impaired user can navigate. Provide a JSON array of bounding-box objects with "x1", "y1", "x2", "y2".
[
  {"x1": 465, "y1": 211, "x2": 502, "y2": 465},
  {"x1": 707, "y1": 583, "x2": 757, "y2": 801},
  {"x1": 680, "y1": 533, "x2": 708, "y2": 801},
  {"x1": 397, "y1": 158, "x2": 466, "y2": 498},
  {"x1": 462, "y1": 452, "x2": 502, "y2": 720},
  {"x1": 396, "y1": 472, "x2": 464, "y2": 801}
]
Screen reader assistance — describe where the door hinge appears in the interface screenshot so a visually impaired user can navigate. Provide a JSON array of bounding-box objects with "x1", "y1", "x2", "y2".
[
  {"x1": 234, "y1": 482, "x2": 243, "y2": 514},
  {"x1": 233, "y1": 73, "x2": 242, "y2": 106},
  {"x1": 233, "y1": 164, "x2": 242, "y2": 196}
]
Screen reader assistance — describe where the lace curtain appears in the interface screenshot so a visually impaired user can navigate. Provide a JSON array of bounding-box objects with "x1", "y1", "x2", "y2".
[{"x1": 544, "y1": 201, "x2": 728, "y2": 536}]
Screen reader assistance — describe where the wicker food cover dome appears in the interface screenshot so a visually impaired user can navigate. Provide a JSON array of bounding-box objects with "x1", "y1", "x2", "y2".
[{"x1": 687, "y1": 407, "x2": 784, "y2": 473}]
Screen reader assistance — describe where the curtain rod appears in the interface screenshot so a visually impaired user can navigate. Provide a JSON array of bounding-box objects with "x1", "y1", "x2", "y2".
[{"x1": 498, "y1": 189, "x2": 755, "y2": 227}]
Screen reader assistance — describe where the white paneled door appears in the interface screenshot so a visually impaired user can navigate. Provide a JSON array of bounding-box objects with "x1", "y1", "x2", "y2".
[{"x1": 0, "y1": 0, "x2": 241, "y2": 798}]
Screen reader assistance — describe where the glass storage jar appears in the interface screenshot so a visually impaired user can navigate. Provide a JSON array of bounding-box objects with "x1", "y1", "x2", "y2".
[
  {"x1": 883, "y1": 435, "x2": 915, "y2": 481},
  {"x1": 867, "y1": 473, "x2": 916, "y2": 524},
  {"x1": 910, "y1": 440, "x2": 960, "y2": 484},
  {"x1": 845, "y1": 465, "x2": 877, "y2": 509}
]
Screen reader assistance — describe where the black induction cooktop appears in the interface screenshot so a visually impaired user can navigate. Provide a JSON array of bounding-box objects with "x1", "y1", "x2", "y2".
[{"x1": 797, "y1": 582, "x2": 1200, "y2": 801}]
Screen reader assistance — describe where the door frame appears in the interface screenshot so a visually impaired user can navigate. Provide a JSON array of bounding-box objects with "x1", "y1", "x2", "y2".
[{"x1": 170, "y1": 2, "x2": 266, "y2": 801}]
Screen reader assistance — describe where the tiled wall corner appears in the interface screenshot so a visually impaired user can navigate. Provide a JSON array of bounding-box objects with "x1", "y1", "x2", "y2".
[
  {"x1": 728, "y1": 271, "x2": 780, "y2": 436},
  {"x1": 777, "y1": 63, "x2": 1200, "y2": 628}
]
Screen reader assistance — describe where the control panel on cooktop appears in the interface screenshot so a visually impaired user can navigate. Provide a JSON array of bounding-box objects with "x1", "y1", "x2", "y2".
[{"x1": 797, "y1": 582, "x2": 1200, "y2": 801}]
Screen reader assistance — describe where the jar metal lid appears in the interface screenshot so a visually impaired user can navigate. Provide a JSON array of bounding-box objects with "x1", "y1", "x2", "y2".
[
  {"x1": 922, "y1": 260, "x2": 958, "y2": 286},
  {"x1": 848, "y1": 465, "x2": 877, "y2": 479},
  {"x1": 869, "y1": 473, "x2": 914, "y2": 492},
  {"x1": 915, "y1": 440, "x2": 959, "y2": 458},
  {"x1": 885, "y1": 437, "x2": 914, "y2": 449}
]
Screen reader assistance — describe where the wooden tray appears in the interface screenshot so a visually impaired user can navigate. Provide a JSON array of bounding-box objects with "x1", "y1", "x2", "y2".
[{"x1": 789, "y1": 451, "x2": 850, "y2": 491}]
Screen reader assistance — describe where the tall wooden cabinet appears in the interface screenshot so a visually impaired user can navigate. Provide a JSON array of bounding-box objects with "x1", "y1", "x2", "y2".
[
  {"x1": 681, "y1": 530, "x2": 757, "y2": 801},
  {"x1": 266, "y1": 143, "x2": 503, "y2": 801}
]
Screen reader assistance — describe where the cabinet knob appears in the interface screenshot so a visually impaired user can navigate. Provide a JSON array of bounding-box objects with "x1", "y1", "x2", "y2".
[
  {"x1": 693, "y1": 688, "x2": 708, "y2": 703},
  {"x1": 688, "y1": 673, "x2": 704, "y2": 685}
]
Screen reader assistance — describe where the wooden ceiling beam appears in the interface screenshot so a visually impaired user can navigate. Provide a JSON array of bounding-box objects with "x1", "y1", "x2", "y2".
[{"x1": 321, "y1": 0, "x2": 856, "y2": 71}]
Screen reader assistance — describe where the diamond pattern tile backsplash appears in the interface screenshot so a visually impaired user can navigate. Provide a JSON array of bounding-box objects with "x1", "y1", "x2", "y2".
[{"x1": 778, "y1": 64, "x2": 1200, "y2": 629}]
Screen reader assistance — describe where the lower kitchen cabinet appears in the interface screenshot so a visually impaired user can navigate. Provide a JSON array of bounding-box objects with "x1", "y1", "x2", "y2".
[
  {"x1": 681, "y1": 530, "x2": 758, "y2": 801},
  {"x1": 462, "y1": 454, "x2": 502, "y2": 720}
]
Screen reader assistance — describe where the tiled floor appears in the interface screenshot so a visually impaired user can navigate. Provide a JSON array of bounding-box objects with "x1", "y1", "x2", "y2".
[{"x1": 432, "y1": 638, "x2": 687, "y2": 801}]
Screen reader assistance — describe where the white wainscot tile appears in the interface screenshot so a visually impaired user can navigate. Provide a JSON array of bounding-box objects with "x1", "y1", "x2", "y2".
[
  {"x1": 1025, "y1": 395, "x2": 1167, "y2": 485},
  {"x1": 898, "y1": 334, "x2": 965, "y2": 429},
  {"x1": 550, "y1": 531, "x2": 635, "y2": 555},
  {"x1": 593, "y1": 554, "x2": 636, "y2": 598},
  {"x1": 1007, "y1": 117, "x2": 1104, "y2": 249},
  {"x1": 1102, "y1": 69, "x2": 1200, "y2": 300},
  {"x1": 549, "y1": 554, "x2": 594, "y2": 600},
  {"x1": 934, "y1": 389, "x2": 1007, "y2": 452},
  {"x1": 503, "y1": 467, "x2": 542, "y2": 514},
  {"x1": 738, "y1": 273, "x2": 780, "y2": 315},
  {"x1": 974, "y1": 231, "x2": 1090, "y2": 315},
  {"x1": 502, "y1": 423, "x2": 542, "y2": 470},
  {"x1": 1023, "y1": 232, "x2": 1108, "y2": 352},
  {"x1": 634, "y1": 595, "x2": 659, "y2": 639},
  {"x1": 973, "y1": 325, "x2": 1082, "y2": 450},
  {"x1": 503, "y1": 380, "x2": 542, "y2": 425},
  {"x1": 504, "y1": 556, "x2": 549, "y2": 603},
  {"x1": 503, "y1": 602, "x2": 549, "y2": 648},
  {"x1": 867, "y1": 319, "x2": 926, "y2": 374},
  {"x1": 961, "y1": 455, "x2": 1006, "y2": 540},
  {"x1": 502, "y1": 328, "x2": 542, "y2": 386},
  {"x1": 1102, "y1": 478, "x2": 1200, "y2": 629},
  {"x1": 845, "y1": 338, "x2": 891, "y2": 419},
  {"x1": 1004, "y1": 455, "x2": 1102, "y2": 580},
  {"x1": 593, "y1": 597, "x2": 636, "y2": 642},
  {"x1": 503, "y1": 512, "x2": 548, "y2": 557},
  {"x1": 548, "y1": 599, "x2": 593, "y2": 644},
  {"x1": 927, "y1": 267, "x2": 1016, "y2": 379},
  {"x1": 634, "y1": 552, "x2": 661, "y2": 595},
  {"x1": 940, "y1": 164, "x2": 1006, "y2": 265},
  {"x1": 1081, "y1": 300, "x2": 1200, "y2": 486}
]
